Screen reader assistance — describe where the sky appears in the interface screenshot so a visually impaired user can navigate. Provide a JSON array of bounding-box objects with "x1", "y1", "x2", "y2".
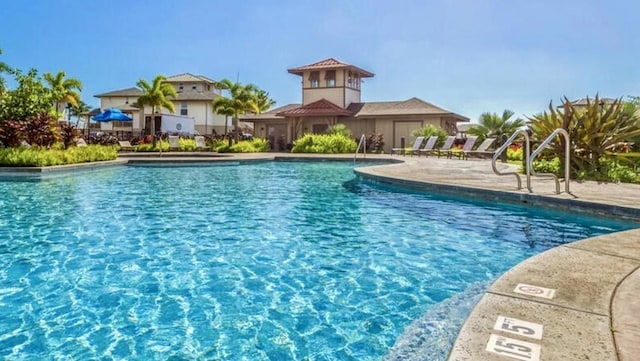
[{"x1": 1, "y1": 0, "x2": 639, "y2": 122}]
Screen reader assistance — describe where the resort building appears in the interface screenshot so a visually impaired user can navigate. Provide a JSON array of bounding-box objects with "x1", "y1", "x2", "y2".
[
  {"x1": 241, "y1": 58, "x2": 469, "y2": 152},
  {"x1": 94, "y1": 73, "x2": 228, "y2": 137}
]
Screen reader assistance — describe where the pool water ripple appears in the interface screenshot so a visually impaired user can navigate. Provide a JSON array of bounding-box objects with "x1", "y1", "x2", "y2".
[{"x1": 0, "y1": 162, "x2": 635, "y2": 360}]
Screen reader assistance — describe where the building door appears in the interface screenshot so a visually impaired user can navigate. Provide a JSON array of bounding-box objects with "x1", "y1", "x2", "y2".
[
  {"x1": 267, "y1": 124, "x2": 288, "y2": 151},
  {"x1": 394, "y1": 121, "x2": 422, "y2": 148}
]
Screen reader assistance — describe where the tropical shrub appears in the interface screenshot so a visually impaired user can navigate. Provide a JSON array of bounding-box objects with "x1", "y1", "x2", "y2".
[
  {"x1": 531, "y1": 157, "x2": 561, "y2": 175},
  {"x1": 528, "y1": 95, "x2": 640, "y2": 179},
  {"x1": 0, "y1": 145, "x2": 117, "y2": 166},
  {"x1": 507, "y1": 144, "x2": 523, "y2": 161},
  {"x1": 213, "y1": 138, "x2": 269, "y2": 153},
  {"x1": 367, "y1": 133, "x2": 385, "y2": 153},
  {"x1": 412, "y1": 125, "x2": 448, "y2": 145},
  {"x1": 327, "y1": 123, "x2": 352, "y2": 138},
  {"x1": 0, "y1": 120, "x2": 25, "y2": 147},
  {"x1": 467, "y1": 110, "x2": 525, "y2": 142},
  {"x1": 24, "y1": 112, "x2": 59, "y2": 147},
  {"x1": 59, "y1": 123, "x2": 79, "y2": 149},
  {"x1": 291, "y1": 133, "x2": 357, "y2": 153}
]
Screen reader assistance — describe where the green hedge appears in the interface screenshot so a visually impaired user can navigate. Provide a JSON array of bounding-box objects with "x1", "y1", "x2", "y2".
[
  {"x1": 0, "y1": 145, "x2": 118, "y2": 167},
  {"x1": 291, "y1": 134, "x2": 357, "y2": 153},
  {"x1": 212, "y1": 138, "x2": 269, "y2": 153}
]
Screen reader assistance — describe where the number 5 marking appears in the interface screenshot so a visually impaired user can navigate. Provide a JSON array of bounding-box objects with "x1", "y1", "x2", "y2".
[{"x1": 494, "y1": 316, "x2": 544, "y2": 340}]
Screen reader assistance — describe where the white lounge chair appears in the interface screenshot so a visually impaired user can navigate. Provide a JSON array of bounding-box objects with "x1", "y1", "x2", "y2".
[
  {"x1": 435, "y1": 136, "x2": 456, "y2": 158},
  {"x1": 463, "y1": 137, "x2": 496, "y2": 160},
  {"x1": 194, "y1": 136, "x2": 209, "y2": 151},
  {"x1": 417, "y1": 136, "x2": 439, "y2": 157},
  {"x1": 448, "y1": 136, "x2": 478, "y2": 159},
  {"x1": 391, "y1": 136, "x2": 425, "y2": 156},
  {"x1": 168, "y1": 136, "x2": 180, "y2": 151},
  {"x1": 76, "y1": 138, "x2": 88, "y2": 147},
  {"x1": 118, "y1": 140, "x2": 134, "y2": 151}
]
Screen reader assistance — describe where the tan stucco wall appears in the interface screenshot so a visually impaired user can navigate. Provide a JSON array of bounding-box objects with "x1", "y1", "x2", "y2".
[
  {"x1": 302, "y1": 88, "x2": 345, "y2": 107},
  {"x1": 299, "y1": 69, "x2": 361, "y2": 106},
  {"x1": 345, "y1": 88, "x2": 360, "y2": 107}
]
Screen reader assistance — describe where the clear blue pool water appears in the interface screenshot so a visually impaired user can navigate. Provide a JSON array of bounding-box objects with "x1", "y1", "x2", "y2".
[{"x1": 0, "y1": 161, "x2": 636, "y2": 360}]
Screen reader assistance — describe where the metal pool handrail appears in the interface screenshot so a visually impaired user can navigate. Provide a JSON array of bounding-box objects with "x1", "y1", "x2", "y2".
[
  {"x1": 528, "y1": 128, "x2": 571, "y2": 194},
  {"x1": 492, "y1": 126, "x2": 531, "y2": 192},
  {"x1": 354, "y1": 134, "x2": 367, "y2": 163}
]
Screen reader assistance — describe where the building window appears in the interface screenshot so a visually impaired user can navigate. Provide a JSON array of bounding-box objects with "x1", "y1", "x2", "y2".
[
  {"x1": 309, "y1": 71, "x2": 320, "y2": 88},
  {"x1": 180, "y1": 102, "x2": 188, "y2": 116},
  {"x1": 312, "y1": 124, "x2": 328, "y2": 133},
  {"x1": 325, "y1": 70, "x2": 336, "y2": 87},
  {"x1": 347, "y1": 71, "x2": 353, "y2": 87},
  {"x1": 192, "y1": 85, "x2": 197, "y2": 90},
  {"x1": 354, "y1": 74, "x2": 360, "y2": 90}
]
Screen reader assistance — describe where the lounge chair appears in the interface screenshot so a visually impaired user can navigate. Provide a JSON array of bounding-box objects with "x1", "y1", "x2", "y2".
[
  {"x1": 448, "y1": 136, "x2": 478, "y2": 159},
  {"x1": 417, "y1": 136, "x2": 439, "y2": 157},
  {"x1": 168, "y1": 136, "x2": 180, "y2": 151},
  {"x1": 76, "y1": 138, "x2": 88, "y2": 147},
  {"x1": 118, "y1": 140, "x2": 134, "y2": 152},
  {"x1": 435, "y1": 136, "x2": 456, "y2": 158},
  {"x1": 462, "y1": 137, "x2": 496, "y2": 160},
  {"x1": 391, "y1": 136, "x2": 425, "y2": 156},
  {"x1": 194, "y1": 136, "x2": 209, "y2": 151}
]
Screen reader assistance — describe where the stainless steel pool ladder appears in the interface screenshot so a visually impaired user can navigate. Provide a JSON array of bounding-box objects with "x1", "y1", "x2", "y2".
[
  {"x1": 492, "y1": 126, "x2": 532, "y2": 192},
  {"x1": 528, "y1": 128, "x2": 571, "y2": 194},
  {"x1": 354, "y1": 134, "x2": 367, "y2": 163},
  {"x1": 491, "y1": 127, "x2": 571, "y2": 194}
]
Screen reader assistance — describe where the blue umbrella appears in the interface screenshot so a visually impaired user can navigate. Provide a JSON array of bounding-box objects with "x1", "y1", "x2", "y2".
[{"x1": 91, "y1": 108, "x2": 133, "y2": 122}]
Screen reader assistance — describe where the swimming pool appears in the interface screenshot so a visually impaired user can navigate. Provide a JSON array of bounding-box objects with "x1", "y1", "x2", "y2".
[{"x1": 0, "y1": 161, "x2": 635, "y2": 360}]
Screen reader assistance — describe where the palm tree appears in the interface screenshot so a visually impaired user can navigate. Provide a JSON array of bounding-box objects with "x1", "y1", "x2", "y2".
[
  {"x1": 136, "y1": 75, "x2": 178, "y2": 135},
  {"x1": 44, "y1": 71, "x2": 82, "y2": 118},
  {"x1": 212, "y1": 79, "x2": 258, "y2": 143},
  {"x1": 254, "y1": 89, "x2": 276, "y2": 113},
  {"x1": 467, "y1": 109, "x2": 525, "y2": 141},
  {"x1": 70, "y1": 100, "x2": 91, "y2": 128}
]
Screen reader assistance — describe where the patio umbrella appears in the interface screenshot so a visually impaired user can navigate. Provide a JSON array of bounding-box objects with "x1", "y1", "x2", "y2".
[{"x1": 91, "y1": 108, "x2": 133, "y2": 122}]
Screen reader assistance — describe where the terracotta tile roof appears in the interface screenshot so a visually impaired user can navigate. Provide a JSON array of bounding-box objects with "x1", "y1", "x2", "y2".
[
  {"x1": 94, "y1": 87, "x2": 144, "y2": 97},
  {"x1": 239, "y1": 104, "x2": 301, "y2": 121},
  {"x1": 288, "y1": 58, "x2": 374, "y2": 77},
  {"x1": 348, "y1": 97, "x2": 469, "y2": 121},
  {"x1": 276, "y1": 99, "x2": 353, "y2": 117}
]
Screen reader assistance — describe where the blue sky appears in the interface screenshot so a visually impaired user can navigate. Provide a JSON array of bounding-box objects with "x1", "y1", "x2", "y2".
[{"x1": 1, "y1": 0, "x2": 639, "y2": 122}]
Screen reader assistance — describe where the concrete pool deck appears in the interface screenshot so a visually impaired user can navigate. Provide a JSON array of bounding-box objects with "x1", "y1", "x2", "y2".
[{"x1": 2, "y1": 152, "x2": 639, "y2": 360}]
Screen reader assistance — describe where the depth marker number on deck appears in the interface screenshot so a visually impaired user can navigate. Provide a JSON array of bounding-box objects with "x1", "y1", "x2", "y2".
[
  {"x1": 486, "y1": 334, "x2": 541, "y2": 361},
  {"x1": 494, "y1": 316, "x2": 543, "y2": 340},
  {"x1": 513, "y1": 283, "x2": 556, "y2": 299}
]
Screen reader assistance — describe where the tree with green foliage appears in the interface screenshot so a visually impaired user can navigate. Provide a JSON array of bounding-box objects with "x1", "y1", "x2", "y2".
[
  {"x1": 253, "y1": 89, "x2": 276, "y2": 113},
  {"x1": 212, "y1": 79, "x2": 259, "y2": 143},
  {"x1": 467, "y1": 109, "x2": 525, "y2": 142},
  {"x1": 44, "y1": 71, "x2": 82, "y2": 118},
  {"x1": 0, "y1": 48, "x2": 11, "y2": 97},
  {"x1": 327, "y1": 123, "x2": 352, "y2": 138},
  {"x1": 0, "y1": 68, "x2": 53, "y2": 122},
  {"x1": 136, "y1": 75, "x2": 178, "y2": 135},
  {"x1": 70, "y1": 100, "x2": 91, "y2": 128},
  {"x1": 412, "y1": 124, "x2": 448, "y2": 145},
  {"x1": 528, "y1": 95, "x2": 640, "y2": 179}
]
